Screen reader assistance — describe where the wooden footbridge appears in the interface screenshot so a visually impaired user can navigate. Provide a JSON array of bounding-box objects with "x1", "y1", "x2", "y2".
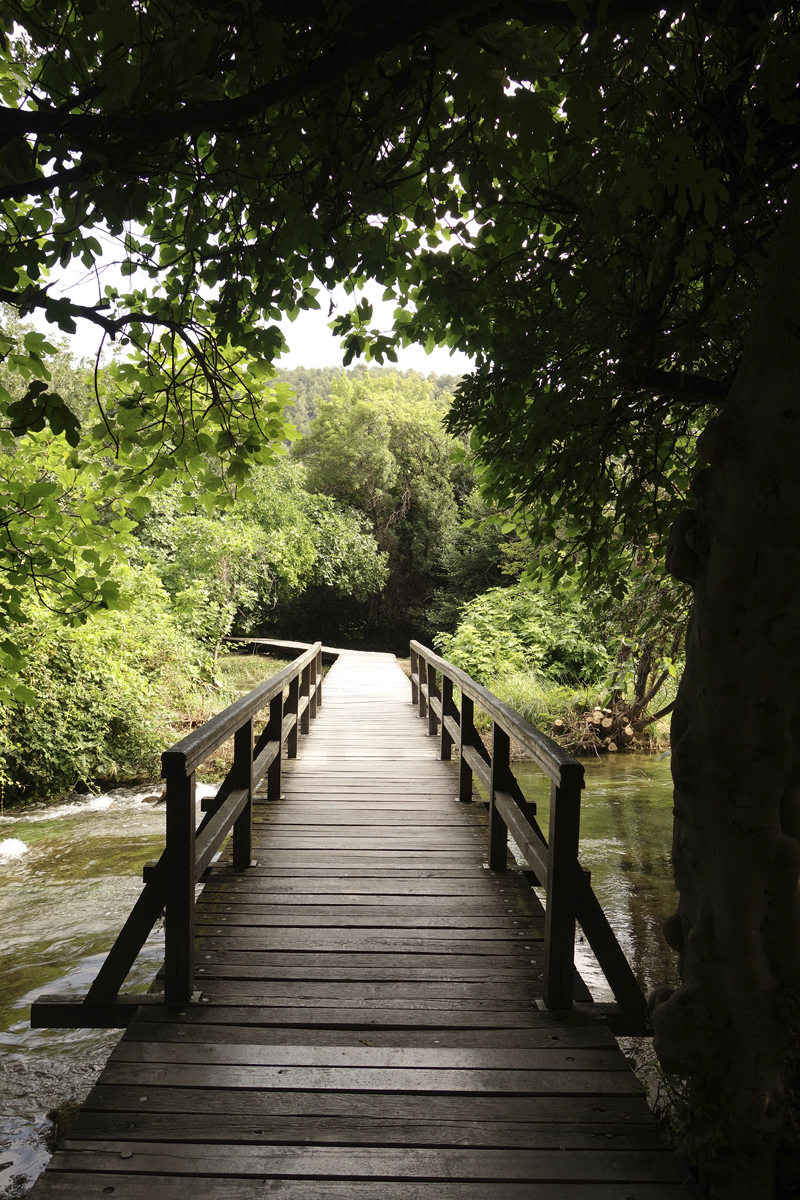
[{"x1": 29, "y1": 642, "x2": 700, "y2": 1199}]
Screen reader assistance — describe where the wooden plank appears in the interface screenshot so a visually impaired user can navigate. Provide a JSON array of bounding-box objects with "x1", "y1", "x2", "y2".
[
  {"x1": 68, "y1": 1111, "x2": 667, "y2": 1149},
  {"x1": 128, "y1": 1004, "x2": 581, "y2": 1028},
  {"x1": 109, "y1": 1043, "x2": 628, "y2": 1070},
  {"x1": 462, "y1": 744, "x2": 492, "y2": 794},
  {"x1": 29, "y1": 1174, "x2": 703, "y2": 1199},
  {"x1": 122, "y1": 1022, "x2": 618, "y2": 1048},
  {"x1": 48, "y1": 1143, "x2": 687, "y2": 1181},
  {"x1": 79, "y1": 1084, "x2": 653, "y2": 1120},
  {"x1": 96, "y1": 1064, "x2": 644, "y2": 1094}
]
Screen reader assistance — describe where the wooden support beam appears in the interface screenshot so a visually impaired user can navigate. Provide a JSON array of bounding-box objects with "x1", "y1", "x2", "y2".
[
  {"x1": 85, "y1": 857, "x2": 166, "y2": 1005},
  {"x1": 440, "y1": 676, "x2": 455, "y2": 761},
  {"x1": 488, "y1": 723, "x2": 509, "y2": 870},
  {"x1": 575, "y1": 868, "x2": 650, "y2": 1021},
  {"x1": 31, "y1": 992, "x2": 168, "y2": 1029},
  {"x1": 164, "y1": 768, "x2": 196, "y2": 1004},
  {"x1": 286, "y1": 672, "x2": 299, "y2": 758},
  {"x1": 267, "y1": 692, "x2": 283, "y2": 803},
  {"x1": 300, "y1": 662, "x2": 311, "y2": 734},
  {"x1": 196, "y1": 786, "x2": 249, "y2": 880},
  {"x1": 543, "y1": 765, "x2": 583, "y2": 1011},
  {"x1": 493, "y1": 788, "x2": 548, "y2": 884},
  {"x1": 232, "y1": 717, "x2": 253, "y2": 870},
  {"x1": 252, "y1": 740, "x2": 280, "y2": 790},
  {"x1": 458, "y1": 694, "x2": 475, "y2": 803},
  {"x1": 427, "y1": 661, "x2": 439, "y2": 737}
]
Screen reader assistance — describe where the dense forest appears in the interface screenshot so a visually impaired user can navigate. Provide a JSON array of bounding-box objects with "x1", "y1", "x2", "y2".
[{"x1": 0, "y1": 328, "x2": 682, "y2": 806}]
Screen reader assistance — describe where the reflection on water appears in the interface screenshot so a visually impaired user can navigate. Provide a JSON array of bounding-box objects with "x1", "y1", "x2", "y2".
[{"x1": 514, "y1": 754, "x2": 680, "y2": 1001}]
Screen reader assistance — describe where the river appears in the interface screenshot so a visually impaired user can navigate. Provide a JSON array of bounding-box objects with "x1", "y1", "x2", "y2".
[{"x1": 0, "y1": 755, "x2": 678, "y2": 1198}]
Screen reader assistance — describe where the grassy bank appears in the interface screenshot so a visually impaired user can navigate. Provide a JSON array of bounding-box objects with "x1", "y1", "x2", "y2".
[{"x1": 397, "y1": 657, "x2": 673, "y2": 757}]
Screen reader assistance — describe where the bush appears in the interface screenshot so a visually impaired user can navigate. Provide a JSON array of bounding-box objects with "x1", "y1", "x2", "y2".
[
  {"x1": 434, "y1": 584, "x2": 611, "y2": 687},
  {"x1": 0, "y1": 566, "x2": 206, "y2": 802}
]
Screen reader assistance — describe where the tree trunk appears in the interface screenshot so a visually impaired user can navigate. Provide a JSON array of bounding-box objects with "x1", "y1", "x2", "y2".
[{"x1": 652, "y1": 175, "x2": 800, "y2": 1198}]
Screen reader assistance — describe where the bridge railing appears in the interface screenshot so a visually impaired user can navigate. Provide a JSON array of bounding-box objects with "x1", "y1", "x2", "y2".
[
  {"x1": 410, "y1": 639, "x2": 649, "y2": 1031},
  {"x1": 32, "y1": 641, "x2": 323, "y2": 1027}
]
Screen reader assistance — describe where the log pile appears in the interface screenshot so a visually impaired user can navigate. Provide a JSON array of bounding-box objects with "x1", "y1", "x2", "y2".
[
  {"x1": 549, "y1": 694, "x2": 674, "y2": 754},
  {"x1": 580, "y1": 703, "x2": 636, "y2": 753}
]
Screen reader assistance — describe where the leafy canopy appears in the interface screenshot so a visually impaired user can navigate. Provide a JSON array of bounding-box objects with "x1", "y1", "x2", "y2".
[{"x1": 0, "y1": 0, "x2": 797, "y2": 627}]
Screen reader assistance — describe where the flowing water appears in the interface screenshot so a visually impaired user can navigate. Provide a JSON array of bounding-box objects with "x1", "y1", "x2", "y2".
[
  {"x1": 0, "y1": 757, "x2": 678, "y2": 1197},
  {"x1": 514, "y1": 754, "x2": 680, "y2": 1000}
]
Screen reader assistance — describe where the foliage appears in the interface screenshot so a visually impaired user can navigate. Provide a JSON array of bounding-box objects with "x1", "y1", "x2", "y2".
[
  {"x1": 0, "y1": 566, "x2": 206, "y2": 801},
  {"x1": 0, "y1": 310, "x2": 293, "y2": 695},
  {"x1": 489, "y1": 670, "x2": 598, "y2": 733},
  {"x1": 137, "y1": 458, "x2": 387, "y2": 652},
  {"x1": 0, "y1": 2, "x2": 794, "y2": 639},
  {"x1": 275, "y1": 365, "x2": 463, "y2": 434},
  {"x1": 435, "y1": 584, "x2": 611, "y2": 688},
  {"x1": 427, "y1": 488, "x2": 522, "y2": 634},
  {"x1": 297, "y1": 370, "x2": 461, "y2": 642},
  {"x1": 389, "y1": 10, "x2": 798, "y2": 595}
]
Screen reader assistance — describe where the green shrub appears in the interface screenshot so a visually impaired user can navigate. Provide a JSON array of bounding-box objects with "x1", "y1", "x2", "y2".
[
  {"x1": 435, "y1": 585, "x2": 611, "y2": 687},
  {"x1": 0, "y1": 566, "x2": 206, "y2": 802}
]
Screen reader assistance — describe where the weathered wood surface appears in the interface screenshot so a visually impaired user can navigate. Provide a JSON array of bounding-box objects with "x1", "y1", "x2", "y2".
[{"x1": 30, "y1": 650, "x2": 698, "y2": 1199}]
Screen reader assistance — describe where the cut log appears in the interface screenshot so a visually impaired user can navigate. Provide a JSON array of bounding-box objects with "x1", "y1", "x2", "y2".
[
  {"x1": 599, "y1": 717, "x2": 615, "y2": 735},
  {"x1": 618, "y1": 725, "x2": 635, "y2": 745},
  {"x1": 607, "y1": 741, "x2": 618, "y2": 752},
  {"x1": 552, "y1": 719, "x2": 566, "y2": 734}
]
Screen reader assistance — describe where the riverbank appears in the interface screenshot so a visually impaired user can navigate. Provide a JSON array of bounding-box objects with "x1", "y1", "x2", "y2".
[{"x1": 395, "y1": 657, "x2": 673, "y2": 757}]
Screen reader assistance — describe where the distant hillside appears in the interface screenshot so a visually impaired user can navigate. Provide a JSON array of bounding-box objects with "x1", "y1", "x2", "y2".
[{"x1": 274, "y1": 365, "x2": 466, "y2": 434}]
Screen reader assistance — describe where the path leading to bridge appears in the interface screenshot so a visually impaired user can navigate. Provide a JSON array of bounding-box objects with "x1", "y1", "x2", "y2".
[{"x1": 30, "y1": 650, "x2": 697, "y2": 1200}]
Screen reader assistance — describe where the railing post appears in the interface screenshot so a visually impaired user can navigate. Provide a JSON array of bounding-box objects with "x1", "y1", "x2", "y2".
[
  {"x1": 232, "y1": 717, "x2": 253, "y2": 869},
  {"x1": 310, "y1": 656, "x2": 318, "y2": 720},
  {"x1": 458, "y1": 694, "x2": 474, "y2": 802},
  {"x1": 316, "y1": 648, "x2": 323, "y2": 709},
  {"x1": 164, "y1": 764, "x2": 196, "y2": 1003},
  {"x1": 543, "y1": 764, "x2": 584, "y2": 1010},
  {"x1": 418, "y1": 652, "x2": 427, "y2": 720},
  {"x1": 410, "y1": 646, "x2": 419, "y2": 706},
  {"x1": 440, "y1": 676, "x2": 455, "y2": 761},
  {"x1": 286, "y1": 673, "x2": 300, "y2": 758},
  {"x1": 300, "y1": 661, "x2": 311, "y2": 734},
  {"x1": 267, "y1": 692, "x2": 283, "y2": 801},
  {"x1": 488, "y1": 722, "x2": 509, "y2": 869},
  {"x1": 427, "y1": 661, "x2": 439, "y2": 737}
]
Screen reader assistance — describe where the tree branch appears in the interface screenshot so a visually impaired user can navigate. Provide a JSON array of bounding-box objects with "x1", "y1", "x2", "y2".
[
  {"x1": 632, "y1": 698, "x2": 676, "y2": 731},
  {"x1": 0, "y1": 160, "x2": 102, "y2": 202},
  {"x1": 0, "y1": 0, "x2": 674, "y2": 147},
  {"x1": 616, "y1": 364, "x2": 733, "y2": 403}
]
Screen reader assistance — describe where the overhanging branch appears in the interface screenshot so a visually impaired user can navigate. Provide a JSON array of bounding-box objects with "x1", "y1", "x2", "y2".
[
  {"x1": 0, "y1": 0, "x2": 678, "y2": 147},
  {"x1": 617, "y1": 365, "x2": 732, "y2": 403}
]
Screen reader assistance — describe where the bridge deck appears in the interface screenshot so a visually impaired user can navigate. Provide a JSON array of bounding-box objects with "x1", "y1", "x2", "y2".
[{"x1": 31, "y1": 651, "x2": 697, "y2": 1200}]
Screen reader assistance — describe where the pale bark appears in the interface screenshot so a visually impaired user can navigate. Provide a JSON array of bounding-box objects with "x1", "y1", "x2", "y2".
[{"x1": 652, "y1": 176, "x2": 800, "y2": 1198}]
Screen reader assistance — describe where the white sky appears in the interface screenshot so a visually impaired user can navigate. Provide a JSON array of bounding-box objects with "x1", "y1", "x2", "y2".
[{"x1": 33, "y1": 247, "x2": 474, "y2": 378}]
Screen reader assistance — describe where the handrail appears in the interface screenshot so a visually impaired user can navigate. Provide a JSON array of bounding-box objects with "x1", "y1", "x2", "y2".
[
  {"x1": 31, "y1": 641, "x2": 324, "y2": 1026},
  {"x1": 409, "y1": 639, "x2": 649, "y2": 1029}
]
